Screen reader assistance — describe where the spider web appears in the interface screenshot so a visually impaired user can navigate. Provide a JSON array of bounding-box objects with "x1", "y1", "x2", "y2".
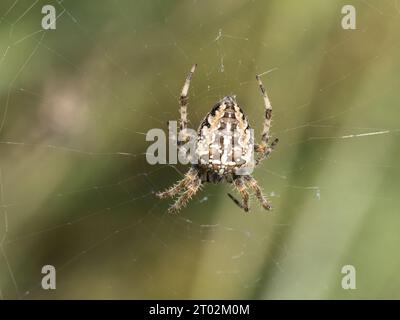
[{"x1": 1, "y1": 0, "x2": 400, "y2": 299}]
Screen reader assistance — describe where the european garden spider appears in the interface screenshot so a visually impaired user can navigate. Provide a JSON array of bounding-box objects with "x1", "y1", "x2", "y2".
[{"x1": 156, "y1": 64, "x2": 278, "y2": 213}]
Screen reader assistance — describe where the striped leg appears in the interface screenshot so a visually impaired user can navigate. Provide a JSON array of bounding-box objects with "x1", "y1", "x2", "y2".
[
  {"x1": 168, "y1": 176, "x2": 201, "y2": 214},
  {"x1": 244, "y1": 176, "x2": 271, "y2": 210},
  {"x1": 255, "y1": 137, "x2": 279, "y2": 166},
  {"x1": 228, "y1": 178, "x2": 250, "y2": 212},
  {"x1": 256, "y1": 74, "x2": 272, "y2": 147},
  {"x1": 179, "y1": 64, "x2": 197, "y2": 136},
  {"x1": 156, "y1": 168, "x2": 197, "y2": 199},
  {"x1": 254, "y1": 74, "x2": 278, "y2": 165}
]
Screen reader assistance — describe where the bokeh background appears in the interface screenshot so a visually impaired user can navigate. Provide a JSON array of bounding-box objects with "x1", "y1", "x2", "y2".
[{"x1": 0, "y1": 0, "x2": 400, "y2": 299}]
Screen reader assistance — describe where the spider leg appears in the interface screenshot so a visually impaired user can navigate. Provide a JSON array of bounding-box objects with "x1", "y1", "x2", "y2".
[
  {"x1": 227, "y1": 178, "x2": 250, "y2": 212},
  {"x1": 256, "y1": 74, "x2": 273, "y2": 147},
  {"x1": 168, "y1": 176, "x2": 201, "y2": 214},
  {"x1": 244, "y1": 176, "x2": 272, "y2": 210},
  {"x1": 179, "y1": 64, "x2": 197, "y2": 141},
  {"x1": 176, "y1": 64, "x2": 197, "y2": 164},
  {"x1": 156, "y1": 168, "x2": 197, "y2": 199},
  {"x1": 255, "y1": 138, "x2": 279, "y2": 166},
  {"x1": 254, "y1": 74, "x2": 278, "y2": 165}
]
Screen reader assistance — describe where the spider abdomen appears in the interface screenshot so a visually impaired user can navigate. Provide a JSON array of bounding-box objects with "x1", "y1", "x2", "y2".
[{"x1": 196, "y1": 96, "x2": 254, "y2": 175}]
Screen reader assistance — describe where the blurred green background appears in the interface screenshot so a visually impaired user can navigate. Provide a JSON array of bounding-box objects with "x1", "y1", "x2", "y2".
[{"x1": 0, "y1": 0, "x2": 400, "y2": 299}]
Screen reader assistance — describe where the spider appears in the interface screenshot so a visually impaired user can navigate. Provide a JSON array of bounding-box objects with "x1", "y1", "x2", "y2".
[{"x1": 156, "y1": 64, "x2": 279, "y2": 213}]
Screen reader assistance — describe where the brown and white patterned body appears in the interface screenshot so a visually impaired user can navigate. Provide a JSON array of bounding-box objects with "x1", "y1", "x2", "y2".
[{"x1": 195, "y1": 96, "x2": 254, "y2": 183}]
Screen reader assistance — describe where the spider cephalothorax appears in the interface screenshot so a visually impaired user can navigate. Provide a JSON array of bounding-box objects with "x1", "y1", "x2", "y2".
[{"x1": 156, "y1": 64, "x2": 279, "y2": 213}]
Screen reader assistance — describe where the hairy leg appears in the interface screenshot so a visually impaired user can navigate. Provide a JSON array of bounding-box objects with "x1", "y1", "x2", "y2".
[
  {"x1": 156, "y1": 168, "x2": 197, "y2": 199},
  {"x1": 256, "y1": 74, "x2": 273, "y2": 149},
  {"x1": 179, "y1": 64, "x2": 197, "y2": 135},
  {"x1": 168, "y1": 176, "x2": 201, "y2": 214},
  {"x1": 254, "y1": 74, "x2": 278, "y2": 165},
  {"x1": 244, "y1": 176, "x2": 272, "y2": 210},
  {"x1": 227, "y1": 177, "x2": 250, "y2": 212},
  {"x1": 255, "y1": 137, "x2": 279, "y2": 166}
]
